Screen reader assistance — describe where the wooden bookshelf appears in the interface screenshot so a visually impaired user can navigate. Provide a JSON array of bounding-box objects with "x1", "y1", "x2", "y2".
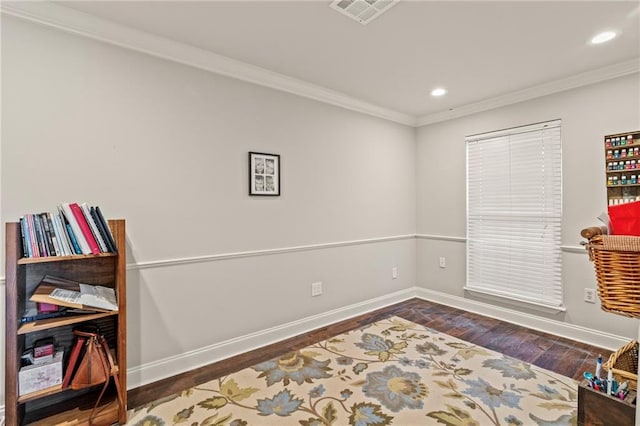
[{"x1": 4, "y1": 219, "x2": 127, "y2": 425}]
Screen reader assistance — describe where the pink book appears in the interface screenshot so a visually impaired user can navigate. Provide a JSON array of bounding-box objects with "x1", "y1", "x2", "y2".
[
  {"x1": 69, "y1": 203, "x2": 100, "y2": 254},
  {"x1": 37, "y1": 303, "x2": 59, "y2": 313}
]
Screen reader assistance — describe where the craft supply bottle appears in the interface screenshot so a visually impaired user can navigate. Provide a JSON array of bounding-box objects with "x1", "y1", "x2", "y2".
[
  {"x1": 607, "y1": 369, "x2": 613, "y2": 394},
  {"x1": 617, "y1": 381, "x2": 628, "y2": 399},
  {"x1": 595, "y1": 355, "x2": 602, "y2": 379}
]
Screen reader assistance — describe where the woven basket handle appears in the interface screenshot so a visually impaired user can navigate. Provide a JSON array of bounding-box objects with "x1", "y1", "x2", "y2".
[{"x1": 581, "y1": 226, "x2": 607, "y2": 239}]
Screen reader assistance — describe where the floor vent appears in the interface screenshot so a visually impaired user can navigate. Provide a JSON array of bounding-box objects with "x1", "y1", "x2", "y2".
[{"x1": 329, "y1": 0, "x2": 399, "y2": 25}]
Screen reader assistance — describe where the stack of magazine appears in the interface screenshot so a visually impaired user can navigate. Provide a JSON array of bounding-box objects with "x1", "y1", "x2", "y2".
[{"x1": 19, "y1": 202, "x2": 117, "y2": 258}]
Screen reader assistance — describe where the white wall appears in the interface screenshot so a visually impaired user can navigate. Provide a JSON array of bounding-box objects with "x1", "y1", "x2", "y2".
[
  {"x1": 0, "y1": 15, "x2": 417, "y2": 396},
  {"x1": 416, "y1": 73, "x2": 640, "y2": 339}
]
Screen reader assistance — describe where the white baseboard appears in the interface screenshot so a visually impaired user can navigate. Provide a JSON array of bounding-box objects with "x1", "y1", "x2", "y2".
[
  {"x1": 127, "y1": 288, "x2": 416, "y2": 389},
  {"x1": 129, "y1": 286, "x2": 630, "y2": 390},
  {"x1": 414, "y1": 288, "x2": 630, "y2": 351}
]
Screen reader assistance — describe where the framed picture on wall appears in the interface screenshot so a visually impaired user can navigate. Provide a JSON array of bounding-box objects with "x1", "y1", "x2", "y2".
[{"x1": 249, "y1": 152, "x2": 280, "y2": 196}]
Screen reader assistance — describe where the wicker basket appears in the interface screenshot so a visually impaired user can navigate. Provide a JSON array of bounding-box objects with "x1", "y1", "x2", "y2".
[
  {"x1": 604, "y1": 340, "x2": 638, "y2": 391},
  {"x1": 584, "y1": 232, "x2": 640, "y2": 319}
]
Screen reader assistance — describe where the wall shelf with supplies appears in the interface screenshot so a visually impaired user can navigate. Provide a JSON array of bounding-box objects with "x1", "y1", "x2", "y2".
[{"x1": 604, "y1": 131, "x2": 640, "y2": 206}]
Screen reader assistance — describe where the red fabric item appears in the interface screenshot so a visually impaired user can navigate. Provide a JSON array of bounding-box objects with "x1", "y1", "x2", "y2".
[{"x1": 608, "y1": 201, "x2": 640, "y2": 236}]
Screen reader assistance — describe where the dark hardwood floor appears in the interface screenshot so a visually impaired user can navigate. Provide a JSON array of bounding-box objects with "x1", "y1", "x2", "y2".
[{"x1": 128, "y1": 298, "x2": 613, "y2": 410}]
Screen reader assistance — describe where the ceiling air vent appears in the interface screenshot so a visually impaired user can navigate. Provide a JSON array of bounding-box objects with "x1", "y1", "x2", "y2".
[{"x1": 329, "y1": 0, "x2": 399, "y2": 25}]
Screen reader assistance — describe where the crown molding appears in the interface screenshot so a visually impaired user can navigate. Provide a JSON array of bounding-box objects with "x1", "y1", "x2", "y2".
[
  {"x1": 417, "y1": 58, "x2": 640, "y2": 127},
  {"x1": 1, "y1": 1, "x2": 417, "y2": 127},
  {"x1": 2, "y1": 2, "x2": 638, "y2": 129}
]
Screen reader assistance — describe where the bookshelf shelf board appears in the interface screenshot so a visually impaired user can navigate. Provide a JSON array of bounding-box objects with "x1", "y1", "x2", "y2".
[
  {"x1": 25, "y1": 395, "x2": 120, "y2": 426},
  {"x1": 17, "y1": 384, "x2": 64, "y2": 404},
  {"x1": 17, "y1": 252, "x2": 116, "y2": 265},
  {"x1": 18, "y1": 311, "x2": 118, "y2": 335}
]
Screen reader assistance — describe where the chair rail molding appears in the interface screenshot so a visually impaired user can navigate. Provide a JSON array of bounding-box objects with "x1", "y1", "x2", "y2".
[
  {"x1": 416, "y1": 233, "x2": 466, "y2": 243},
  {"x1": 128, "y1": 234, "x2": 416, "y2": 270}
]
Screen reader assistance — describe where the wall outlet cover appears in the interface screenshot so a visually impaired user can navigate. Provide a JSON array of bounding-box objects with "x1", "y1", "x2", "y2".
[
  {"x1": 311, "y1": 282, "x2": 323, "y2": 297},
  {"x1": 584, "y1": 288, "x2": 597, "y2": 304}
]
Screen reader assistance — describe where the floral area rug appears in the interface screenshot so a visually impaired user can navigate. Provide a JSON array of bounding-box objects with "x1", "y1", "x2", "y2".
[{"x1": 127, "y1": 316, "x2": 577, "y2": 426}]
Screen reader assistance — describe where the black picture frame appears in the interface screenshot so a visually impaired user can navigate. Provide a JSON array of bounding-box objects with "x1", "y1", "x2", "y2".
[{"x1": 249, "y1": 152, "x2": 280, "y2": 196}]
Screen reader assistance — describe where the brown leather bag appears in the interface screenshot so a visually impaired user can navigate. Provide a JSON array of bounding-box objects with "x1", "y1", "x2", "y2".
[
  {"x1": 70, "y1": 331, "x2": 109, "y2": 389},
  {"x1": 70, "y1": 329, "x2": 124, "y2": 425}
]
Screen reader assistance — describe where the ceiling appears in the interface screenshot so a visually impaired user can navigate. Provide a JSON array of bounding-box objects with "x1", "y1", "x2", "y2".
[{"x1": 37, "y1": 1, "x2": 640, "y2": 122}]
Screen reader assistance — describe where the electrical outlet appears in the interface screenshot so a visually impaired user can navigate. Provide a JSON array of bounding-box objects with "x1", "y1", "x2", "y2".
[
  {"x1": 392, "y1": 267, "x2": 398, "y2": 279},
  {"x1": 439, "y1": 257, "x2": 446, "y2": 268},
  {"x1": 584, "y1": 288, "x2": 597, "y2": 304},
  {"x1": 311, "y1": 282, "x2": 323, "y2": 297}
]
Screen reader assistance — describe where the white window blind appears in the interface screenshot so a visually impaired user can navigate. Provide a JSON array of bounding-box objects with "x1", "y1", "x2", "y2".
[{"x1": 466, "y1": 120, "x2": 563, "y2": 308}]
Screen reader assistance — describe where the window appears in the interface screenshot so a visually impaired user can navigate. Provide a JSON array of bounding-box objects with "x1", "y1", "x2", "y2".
[{"x1": 466, "y1": 120, "x2": 563, "y2": 309}]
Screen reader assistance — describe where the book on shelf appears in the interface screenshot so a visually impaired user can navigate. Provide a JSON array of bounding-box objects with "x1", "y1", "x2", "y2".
[
  {"x1": 38, "y1": 213, "x2": 55, "y2": 256},
  {"x1": 41, "y1": 213, "x2": 59, "y2": 256},
  {"x1": 94, "y1": 206, "x2": 117, "y2": 253},
  {"x1": 21, "y1": 306, "x2": 97, "y2": 324},
  {"x1": 61, "y1": 334, "x2": 87, "y2": 388},
  {"x1": 33, "y1": 214, "x2": 49, "y2": 257},
  {"x1": 18, "y1": 203, "x2": 117, "y2": 258},
  {"x1": 30, "y1": 275, "x2": 118, "y2": 312},
  {"x1": 80, "y1": 203, "x2": 108, "y2": 253},
  {"x1": 52, "y1": 212, "x2": 72, "y2": 256},
  {"x1": 58, "y1": 206, "x2": 82, "y2": 255},
  {"x1": 21, "y1": 308, "x2": 68, "y2": 323},
  {"x1": 59, "y1": 203, "x2": 91, "y2": 255},
  {"x1": 26, "y1": 214, "x2": 41, "y2": 257},
  {"x1": 69, "y1": 203, "x2": 100, "y2": 255},
  {"x1": 19, "y1": 217, "x2": 32, "y2": 258},
  {"x1": 37, "y1": 302, "x2": 59, "y2": 313}
]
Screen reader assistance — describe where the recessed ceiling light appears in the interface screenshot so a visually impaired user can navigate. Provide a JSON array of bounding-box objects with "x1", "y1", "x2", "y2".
[
  {"x1": 591, "y1": 31, "x2": 617, "y2": 44},
  {"x1": 431, "y1": 88, "x2": 447, "y2": 97}
]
